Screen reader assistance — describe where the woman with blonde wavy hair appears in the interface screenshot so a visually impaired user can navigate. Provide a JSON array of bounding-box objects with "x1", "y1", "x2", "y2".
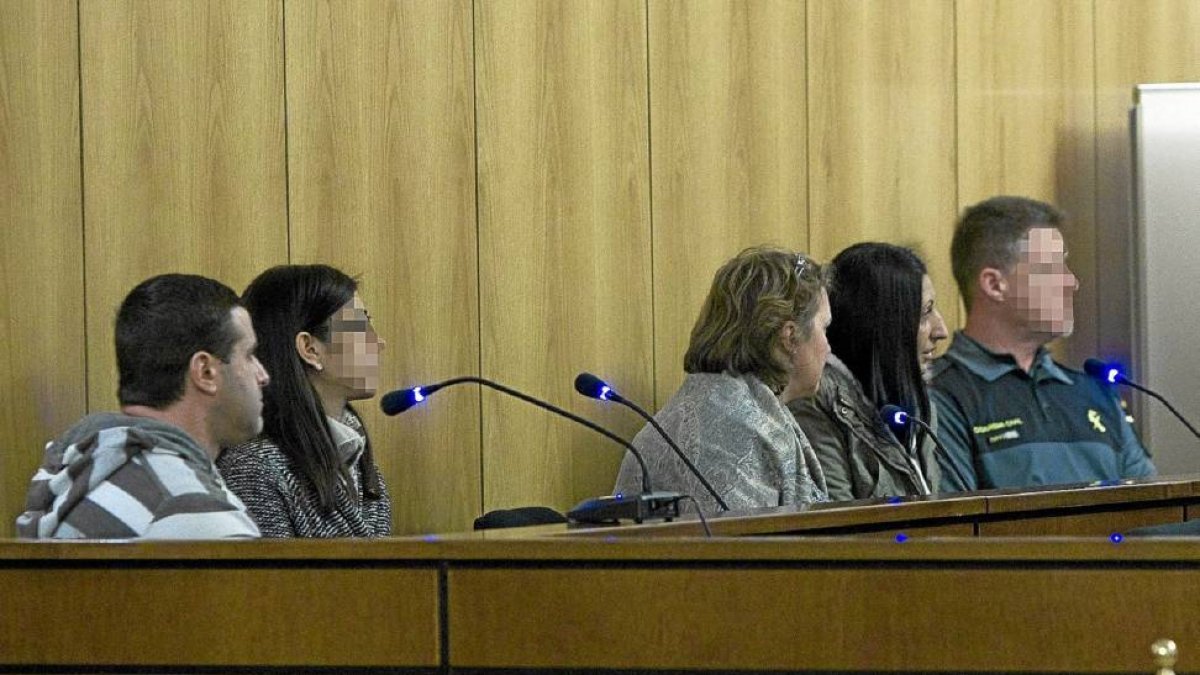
[{"x1": 612, "y1": 246, "x2": 831, "y2": 513}]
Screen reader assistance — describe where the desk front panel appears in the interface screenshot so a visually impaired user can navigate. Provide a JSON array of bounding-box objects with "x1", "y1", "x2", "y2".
[
  {"x1": 978, "y1": 505, "x2": 1186, "y2": 537},
  {"x1": 447, "y1": 560, "x2": 1200, "y2": 673},
  {"x1": 0, "y1": 565, "x2": 439, "y2": 669}
]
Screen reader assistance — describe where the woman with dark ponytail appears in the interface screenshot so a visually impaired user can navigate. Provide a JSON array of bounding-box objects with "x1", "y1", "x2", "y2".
[
  {"x1": 788, "y1": 243, "x2": 949, "y2": 501},
  {"x1": 217, "y1": 264, "x2": 391, "y2": 537}
]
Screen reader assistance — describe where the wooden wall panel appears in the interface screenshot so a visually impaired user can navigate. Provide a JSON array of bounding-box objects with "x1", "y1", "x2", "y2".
[
  {"x1": 1094, "y1": 0, "x2": 1200, "y2": 367},
  {"x1": 807, "y1": 0, "x2": 958, "y2": 329},
  {"x1": 3, "y1": 0, "x2": 1194, "y2": 536},
  {"x1": 285, "y1": 1, "x2": 479, "y2": 534},
  {"x1": 80, "y1": 0, "x2": 288, "y2": 412},
  {"x1": 956, "y1": 0, "x2": 1097, "y2": 365},
  {"x1": 0, "y1": 1, "x2": 85, "y2": 538},
  {"x1": 649, "y1": 0, "x2": 808, "y2": 405},
  {"x1": 475, "y1": 0, "x2": 653, "y2": 513}
]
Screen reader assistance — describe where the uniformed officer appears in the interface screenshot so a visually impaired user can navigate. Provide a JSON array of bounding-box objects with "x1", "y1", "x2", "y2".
[{"x1": 930, "y1": 196, "x2": 1155, "y2": 491}]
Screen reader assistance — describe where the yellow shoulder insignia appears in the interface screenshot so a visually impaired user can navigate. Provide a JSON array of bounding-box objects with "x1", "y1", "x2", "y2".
[{"x1": 1087, "y1": 409, "x2": 1107, "y2": 433}]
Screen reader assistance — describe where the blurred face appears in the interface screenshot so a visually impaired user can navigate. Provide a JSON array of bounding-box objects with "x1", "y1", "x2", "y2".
[
  {"x1": 316, "y1": 293, "x2": 385, "y2": 401},
  {"x1": 213, "y1": 307, "x2": 270, "y2": 446},
  {"x1": 917, "y1": 274, "x2": 949, "y2": 375},
  {"x1": 1005, "y1": 227, "x2": 1078, "y2": 339},
  {"x1": 782, "y1": 290, "x2": 831, "y2": 401}
]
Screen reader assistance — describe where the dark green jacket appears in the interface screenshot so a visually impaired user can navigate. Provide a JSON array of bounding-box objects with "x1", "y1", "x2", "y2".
[
  {"x1": 930, "y1": 332, "x2": 1155, "y2": 492},
  {"x1": 788, "y1": 356, "x2": 940, "y2": 501}
]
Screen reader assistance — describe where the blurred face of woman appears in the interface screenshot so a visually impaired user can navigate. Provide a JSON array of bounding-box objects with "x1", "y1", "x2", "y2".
[
  {"x1": 316, "y1": 293, "x2": 385, "y2": 402},
  {"x1": 781, "y1": 290, "x2": 831, "y2": 402},
  {"x1": 917, "y1": 275, "x2": 949, "y2": 375}
]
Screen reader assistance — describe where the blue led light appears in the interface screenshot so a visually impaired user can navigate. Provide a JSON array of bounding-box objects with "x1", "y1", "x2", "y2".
[
  {"x1": 887, "y1": 496, "x2": 903, "y2": 505},
  {"x1": 1110, "y1": 533, "x2": 1124, "y2": 544},
  {"x1": 1106, "y1": 368, "x2": 1119, "y2": 384},
  {"x1": 422, "y1": 534, "x2": 439, "y2": 543},
  {"x1": 895, "y1": 533, "x2": 909, "y2": 543},
  {"x1": 599, "y1": 385, "x2": 612, "y2": 401},
  {"x1": 413, "y1": 386, "x2": 425, "y2": 402},
  {"x1": 892, "y1": 411, "x2": 908, "y2": 426}
]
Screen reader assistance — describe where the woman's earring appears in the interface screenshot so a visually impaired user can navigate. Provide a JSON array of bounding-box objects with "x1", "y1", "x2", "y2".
[{"x1": 313, "y1": 363, "x2": 324, "y2": 373}]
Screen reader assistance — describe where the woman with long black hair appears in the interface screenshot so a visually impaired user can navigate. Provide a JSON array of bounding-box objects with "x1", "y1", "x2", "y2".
[
  {"x1": 217, "y1": 264, "x2": 391, "y2": 537},
  {"x1": 788, "y1": 243, "x2": 949, "y2": 500}
]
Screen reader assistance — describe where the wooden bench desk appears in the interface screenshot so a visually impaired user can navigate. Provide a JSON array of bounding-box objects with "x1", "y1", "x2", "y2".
[{"x1": 3, "y1": 535, "x2": 1200, "y2": 674}]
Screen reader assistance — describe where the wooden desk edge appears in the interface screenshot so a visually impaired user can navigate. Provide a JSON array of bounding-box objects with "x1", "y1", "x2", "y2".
[{"x1": 5, "y1": 535, "x2": 1200, "y2": 563}]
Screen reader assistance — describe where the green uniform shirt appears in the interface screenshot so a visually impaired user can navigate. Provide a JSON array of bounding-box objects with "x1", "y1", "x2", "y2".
[{"x1": 929, "y1": 332, "x2": 1155, "y2": 492}]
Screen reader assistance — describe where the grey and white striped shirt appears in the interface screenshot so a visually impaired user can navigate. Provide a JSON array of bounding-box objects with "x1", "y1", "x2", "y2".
[{"x1": 17, "y1": 413, "x2": 260, "y2": 539}]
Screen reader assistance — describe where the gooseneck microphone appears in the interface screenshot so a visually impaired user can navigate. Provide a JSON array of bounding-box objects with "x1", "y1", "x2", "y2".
[
  {"x1": 381, "y1": 376, "x2": 684, "y2": 523},
  {"x1": 575, "y1": 373, "x2": 730, "y2": 512},
  {"x1": 1083, "y1": 358, "x2": 1200, "y2": 441},
  {"x1": 881, "y1": 404, "x2": 971, "y2": 493},
  {"x1": 382, "y1": 376, "x2": 652, "y2": 491}
]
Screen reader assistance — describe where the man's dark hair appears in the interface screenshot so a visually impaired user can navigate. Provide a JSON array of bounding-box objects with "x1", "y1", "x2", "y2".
[
  {"x1": 827, "y1": 243, "x2": 931, "y2": 427},
  {"x1": 116, "y1": 274, "x2": 241, "y2": 408},
  {"x1": 951, "y1": 195, "x2": 1064, "y2": 310}
]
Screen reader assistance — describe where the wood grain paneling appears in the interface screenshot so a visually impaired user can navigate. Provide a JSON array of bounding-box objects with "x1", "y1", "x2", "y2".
[
  {"x1": 475, "y1": 0, "x2": 653, "y2": 513},
  {"x1": 80, "y1": 0, "x2": 288, "y2": 412},
  {"x1": 649, "y1": 0, "x2": 808, "y2": 404},
  {"x1": 1094, "y1": 1, "x2": 1200, "y2": 367},
  {"x1": 8, "y1": 538, "x2": 1200, "y2": 672},
  {"x1": 285, "y1": 0, "x2": 479, "y2": 534},
  {"x1": 0, "y1": 0, "x2": 85, "y2": 538},
  {"x1": 807, "y1": 0, "x2": 959, "y2": 329},
  {"x1": 956, "y1": 0, "x2": 1097, "y2": 364},
  {"x1": 852, "y1": 522, "x2": 976, "y2": 538},
  {"x1": 978, "y1": 506, "x2": 1184, "y2": 537},
  {"x1": 1, "y1": 567, "x2": 439, "y2": 666},
  {"x1": 4, "y1": 0, "x2": 1195, "y2": 536},
  {"x1": 449, "y1": 565, "x2": 1200, "y2": 671}
]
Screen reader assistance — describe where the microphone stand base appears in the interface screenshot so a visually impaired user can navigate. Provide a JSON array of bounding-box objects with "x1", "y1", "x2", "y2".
[{"x1": 567, "y1": 491, "x2": 685, "y2": 525}]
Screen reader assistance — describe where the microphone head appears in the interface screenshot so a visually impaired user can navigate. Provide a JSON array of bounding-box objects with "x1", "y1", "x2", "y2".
[
  {"x1": 380, "y1": 386, "x2": 429, "y2": 416},
  {"x1": 574, "y1": 372, "x2": 616, "y2": 402},
  {"x1": 880, "y1": 404, "x2": 910, "y2": 429},
  {"x1": 1083, "y1": 358, "x2": 1123, "y2": 385}
]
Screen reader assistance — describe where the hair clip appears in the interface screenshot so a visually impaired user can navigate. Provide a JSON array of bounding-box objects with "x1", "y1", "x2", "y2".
[{"x1": 794, "y1": 254, "x2": 808, "y2": 278}]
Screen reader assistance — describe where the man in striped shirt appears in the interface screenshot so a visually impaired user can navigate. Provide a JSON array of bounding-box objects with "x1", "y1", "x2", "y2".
[{"x1": 16, "y1": 274, "x2": 270, "y2": 539}]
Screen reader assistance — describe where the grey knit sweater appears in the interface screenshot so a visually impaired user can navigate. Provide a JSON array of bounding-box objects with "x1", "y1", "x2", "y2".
[
  {"x1": 216, "y1": 411, "x2": 392, "y2": 538},
  {"x1": 613, "y1": 372, "x2": 828, "y2": 514}
]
